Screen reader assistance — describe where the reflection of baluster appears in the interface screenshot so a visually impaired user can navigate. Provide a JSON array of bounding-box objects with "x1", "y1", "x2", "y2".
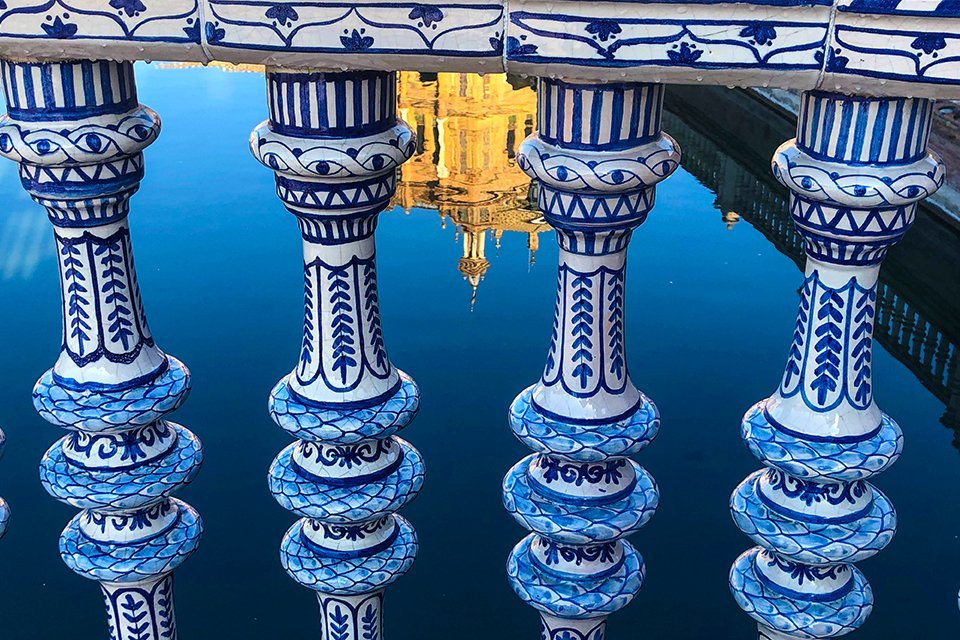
[
  {"x1": 251, "y1": 69, "x2": 422, "y2": 639},
  {"x1": 0, "y1": 59, "x2": 203, "y2": 639},
  {"x1": 0, "y1": 428, "x2": 7, "y2": 539},
  {"x1": 505, "y1": 80, "x2": 680, "y2": 638},
  {"x1": 730, "y1": 92, "x2": 942, "y2": 639}
]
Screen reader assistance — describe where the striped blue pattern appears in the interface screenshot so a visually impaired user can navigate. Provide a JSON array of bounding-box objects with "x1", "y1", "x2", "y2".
[
  {"x1": 1, "y1": 60, "x2": 137, "y2": 121},
  {"x1": 295, "y1": 210, "x2": 381, "y2": 244},
  {"x1": 267, "y1": 70, "x2": 396, "y2": 138},
  {"x1": 797, "y1": 92, "x2": 933, "y2": 164},
  {"x1": 840, "y1": 0, "x2": 960, "y2": 17},
  {"x1": 37, "y1": 193, "x2": 133, "y2": 228},
  {"x1": 538, "y1": 80, "x2": 663, "y2": 151}
]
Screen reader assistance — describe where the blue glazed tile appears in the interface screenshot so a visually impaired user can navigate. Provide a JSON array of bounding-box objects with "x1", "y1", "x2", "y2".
[
  {"x1": 0, "y1": 0, "x2": 205, "y2": 60},
  {"x1": 823, "y1": 5, "x2": 960, "y2": 95},
  {"x1": 251, "y1": 69, "x2": 425, "y2": 634},
  {"x1": 504, "y1": 1, "x2": 830, "y2": 87},
  {"x1": 202, "y1": 0, "x2": 505, "y2": 70},
  {"x1": 838, "y1": 0, "x2": 960, "y2": 17},
  {"x1": 0, "y1": 58, "x2": 205, "y2": 637},
  {"x1": 729, "y1": 90, "x2": 943, "y2": 637},
  {"x1": 503, "y1": 78, "x2": 677, "y2": 634}
]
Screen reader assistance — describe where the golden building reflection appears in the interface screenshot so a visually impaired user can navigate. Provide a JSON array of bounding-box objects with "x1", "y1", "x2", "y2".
[
  {"x1": 157, "y1": 65, "x2": 549, "y2": 308},
  {"x1": 397, "y1": 72, "x2": 548, "y2": 308}
]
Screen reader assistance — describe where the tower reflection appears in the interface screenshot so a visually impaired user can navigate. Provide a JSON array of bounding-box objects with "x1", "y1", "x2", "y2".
[{"x1": 396, "y1": 72, "x2": 549, "y2": 308}]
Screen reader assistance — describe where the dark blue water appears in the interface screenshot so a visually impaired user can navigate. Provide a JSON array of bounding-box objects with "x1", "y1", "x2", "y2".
[{"x1": 0, "y1": 65, "x2": 957, "y2": 639}]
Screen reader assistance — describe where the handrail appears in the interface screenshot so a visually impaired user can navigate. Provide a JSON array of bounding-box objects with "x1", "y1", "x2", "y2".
[{"x1": 0, "y1": 1, "x2": 959, "y2": 96}]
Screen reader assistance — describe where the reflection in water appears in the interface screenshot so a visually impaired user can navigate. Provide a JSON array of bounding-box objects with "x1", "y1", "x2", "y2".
[
  {"x1": 160, "y1": 65, "x2": 551, "y2": 311},
  {"x1": 392, "y1": 72, "x2": 960, "y2": 441},
  {"x1": 0, "y1": 207, "x2": 48, "y2": 281},
  {"x1": 0, "y1": 162, "x2": 49, "y2": 280},
  {"x1": 663, "y1": 86, "x2": 960, "y2": 449},
  {"x1": 396, "y1": 72, "x2": 548, "y2": 308},
  {"x1": 41, "y1": 63, "x2": 960, "y2": 436}
]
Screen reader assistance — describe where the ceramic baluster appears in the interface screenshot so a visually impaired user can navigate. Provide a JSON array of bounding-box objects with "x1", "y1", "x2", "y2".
[
  {"x1": 251, "y1": 69, "x2": 423, "y2": 638},
  {"x1": 729, "y1": 91, "x2": 943, "y2": 639},
  {"x1": 0, "y1": 428, "x2": 7, "y2": 539},
  {"x1": 504, "y1": 80, "x2": 680, "y2": 639},
  {"x1": 0, "y1": 59, "x2": 203, "y2": 639}
]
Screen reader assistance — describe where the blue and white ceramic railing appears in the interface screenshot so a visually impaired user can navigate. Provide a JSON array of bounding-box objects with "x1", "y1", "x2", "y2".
[
  {"x1": 0, "y1": 59, "x2": 204, "y2": 640},
  {"x1": 729, "y1": 91, "x2": 943, "y2": 639},
  {"x1": 0, "y1": 0, "x2": 957, "y2": 632},
  {"x1": 252, "y1": 68, "x2": 423, "y2": 640},
  {"x1": 504, "y1": 79, "x2": 679, "y2": 640}
]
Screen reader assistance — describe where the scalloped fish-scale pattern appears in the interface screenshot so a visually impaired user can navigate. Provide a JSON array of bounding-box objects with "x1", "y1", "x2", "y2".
[
  {"x1": 40, "y1": 423, "x2": 203, "y2": 511},
  {"x1": 33, "y1": 357, "x2": 191, "y2": 432},
  {"x1": 508, "y1": 534, "x2": 645, "y2": 620},
  {"x1": 269, "y1": 372, "x2": 419, "y2": 445},
  {"x1": 731, "y1": 470, "x2": 897, "y2": 565},
  {"x1": 730, "y1": 547, "x2": 873, "y2": 639},
  {"x1": 61, "y1": 498, "x2": 202, "y2": 583},
  {"x1": 509, "y1": 386, "x2": 659, "y2": 463},
  {"x1": 503, "y1": 454, "x2": 659, "y2": 546},
  {"x1": 268, "y1": 438, "x2": 424, "y2": 523},
  {"x1": 280, "y1": 515, "x2": 418, "y2": 595},
  {"x1": 742, "y1": 401, "x2": 902, "y2": 482}
]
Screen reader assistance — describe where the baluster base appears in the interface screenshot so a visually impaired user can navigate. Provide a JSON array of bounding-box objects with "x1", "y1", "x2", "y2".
[
  {"x1": 509, "y1": 385, "x2": 660, "y2": 462},
  {"x1": 268, "y1": 437, "x2": 424, "y2": 521},
  {"x1": 41, "y1": 422, "x2": 203, "y2": 510},
  {"x1": 60, "y1": 498, "x2": 203, "y2": 583},
  {"x1": 741, "y1": 400, "x2": 903, "y2": 482},
  {"x1": 503, "y1": 455, "x2": 658, "y2": 545},
  {"x1": 731, "y1": 469, "x2": 896, "y2": 566}
]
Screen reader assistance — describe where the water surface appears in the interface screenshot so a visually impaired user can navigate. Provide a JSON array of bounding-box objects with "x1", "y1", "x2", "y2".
[{"x1": 0, "y1": 66, "x2": 957, "y2": 639}]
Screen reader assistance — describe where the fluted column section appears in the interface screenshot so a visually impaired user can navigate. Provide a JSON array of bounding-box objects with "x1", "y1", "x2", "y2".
[
  {"x1": 504, "y1": 80, "x2": 680, "y2": 638},
  {"x1": 251, "y1": 69, "x2": 423, "y2": 638},
  {"x1": 730, "y1": 92, "x2": 943, "y2": 639},
  {"x1": 0, "y1": 59, "x2": 203, "y2": 639}
]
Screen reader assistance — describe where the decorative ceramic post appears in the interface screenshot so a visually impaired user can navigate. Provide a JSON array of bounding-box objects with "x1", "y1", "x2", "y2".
[
  {"x1": 730, "y1": 91, "x2": 943, "y2": 639},
  {"x1": 504, "y1": 80, "x2": 680, "y2": 639},
  {"x1": 251, "y1": 68, "x2": 423, "y2": 638},
  {"x1": 0, "y1": 59, "x2": 203, "y2": 638},
  {"x1": 0, "y1": 428, "x2": 7, "y2": 539}
]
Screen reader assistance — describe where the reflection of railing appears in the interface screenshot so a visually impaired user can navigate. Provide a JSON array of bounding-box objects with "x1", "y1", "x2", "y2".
[
  {"x1": 663, "y1": 89, "x2": 960, "y2": 442},
  {"x1": 876, "y1": 284, "x2": 959, "y2": 429}
]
